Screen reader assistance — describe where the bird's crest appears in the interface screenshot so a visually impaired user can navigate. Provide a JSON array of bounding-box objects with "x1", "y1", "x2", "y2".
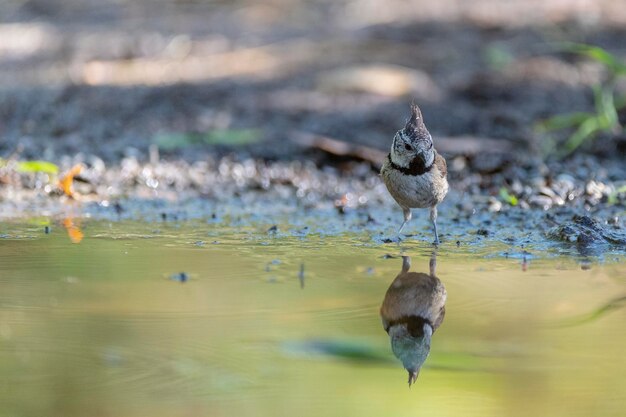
[
  {"x1": 403, "y1": 103, "x2": 429, "y2": 141},
  {"x1": 408, "y1": 369, "x2": 419, "y2": 387},
  {"x1": 407, "y1": 103, "x2": 423, "y2": 129}
]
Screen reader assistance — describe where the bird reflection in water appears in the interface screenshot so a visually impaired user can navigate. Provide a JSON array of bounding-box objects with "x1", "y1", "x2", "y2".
[{"x1": 380, "y1": 252, "x2": 446, "y2": 386}]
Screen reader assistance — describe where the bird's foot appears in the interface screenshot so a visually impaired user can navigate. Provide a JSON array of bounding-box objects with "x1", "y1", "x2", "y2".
[{"x1": 392, "y1": 234, "x2": 406, "y2": 244}]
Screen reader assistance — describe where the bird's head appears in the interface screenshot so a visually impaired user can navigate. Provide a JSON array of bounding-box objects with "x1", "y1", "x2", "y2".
[
  {"x1": 388, "y1": 319, "x2": 433, "y2": 387},
  {"x1": 390, "y1": 104, "x2": 434, "y2": 169}
]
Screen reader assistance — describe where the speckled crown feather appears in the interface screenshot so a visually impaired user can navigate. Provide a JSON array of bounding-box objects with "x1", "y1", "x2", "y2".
[{"x1": 403, "y1": 104, "x2": 430, "y2": 142}]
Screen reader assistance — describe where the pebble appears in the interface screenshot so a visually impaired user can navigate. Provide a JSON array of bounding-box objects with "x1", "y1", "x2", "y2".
[
  {"x1": 170, "y1": 272, "x2": 189, "y2": 283},
  {"x1": 1, "y1": 151, "x2": 624, "y2": 224}
]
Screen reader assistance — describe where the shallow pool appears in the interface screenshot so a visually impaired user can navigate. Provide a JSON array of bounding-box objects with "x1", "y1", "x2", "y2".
[{"x1": 1, "y1": 219, "x2": 624, "y2": 417}]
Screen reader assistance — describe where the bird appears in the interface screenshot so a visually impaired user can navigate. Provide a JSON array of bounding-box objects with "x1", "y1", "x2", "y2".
[
  {"x1": 381, "y1": 104, "x2": 448, "y2": 244},
  {"x1": 380, "y1": 253, "x2": 446, "y2": 386}
]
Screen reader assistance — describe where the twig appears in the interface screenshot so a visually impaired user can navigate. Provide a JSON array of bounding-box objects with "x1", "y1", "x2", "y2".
[{"x1": 291, "y1": 130, "x2": 514, "y2": 167}]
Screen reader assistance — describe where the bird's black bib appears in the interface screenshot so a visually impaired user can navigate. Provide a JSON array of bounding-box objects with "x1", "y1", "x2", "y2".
[
  {"x1": 387, "y1": 154, "x2": 433, "y2": 176},
  {"x1": 384, "y1": 315, "x2": 433, "y2": 338}
]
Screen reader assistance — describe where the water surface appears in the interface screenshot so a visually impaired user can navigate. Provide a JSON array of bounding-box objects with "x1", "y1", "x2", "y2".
[{"x1": 1, "y1": 220, "x2": 625, "y2": 417}]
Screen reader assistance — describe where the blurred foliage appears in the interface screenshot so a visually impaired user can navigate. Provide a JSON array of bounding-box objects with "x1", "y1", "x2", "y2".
[
  {"x1": 283, "y1": 339, "x2": 391, "y2": 363},
  {"x1": 537, "y1": 44, "x2": 626, "y2": 158},
  {"x1": 0, "y1": 159, "x2": 81, "y2": 198},
  {"x1": 0, "y1": 159, "x2": 59, "y2": 174},
  {"x1": 608, "y1": 185, "x2": 626, "y2": 205},
  {"x1": 558, "y1": 295, "x2": 626, "y2": 327},
  {"x1": 571, "y1": 43, "x2": 626, "y2": 74},
  {"x1": 498, "y1": 187, "x2": 518, "y2": 206},
  {"x1": 154, "y1": 129, "x2": 260, "y2": 150},
  {"x1": 483, "y1": 43, "x2": 515, "y2": 71}
]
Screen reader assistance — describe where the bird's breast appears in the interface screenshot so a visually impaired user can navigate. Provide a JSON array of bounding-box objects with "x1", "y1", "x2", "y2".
[{"x1": 382, "y1": 161, "x2": 448, "y2": 209}]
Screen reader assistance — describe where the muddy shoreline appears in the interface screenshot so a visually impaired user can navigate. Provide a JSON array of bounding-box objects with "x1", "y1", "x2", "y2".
[{"x1": 1, "y1": 151, "x2": 624, "y2": 259}]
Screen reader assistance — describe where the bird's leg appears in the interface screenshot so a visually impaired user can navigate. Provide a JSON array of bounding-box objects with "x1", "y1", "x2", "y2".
[
  {"x1": 429, "y1": 250, "x2": 437, "y2": 277},
  {"x1": 430, "y1": 206, "x2": 439, "y2": 245},
  {"x1": 397, "y1": 207, "x2": 412, "y2": 237},
  {"x1": 401, "y1": 256, "x2": 411, "y2": 273}
]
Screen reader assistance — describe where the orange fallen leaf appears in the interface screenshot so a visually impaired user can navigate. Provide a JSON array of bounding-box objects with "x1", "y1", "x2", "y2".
[
  {"x1": 62, "y1": 218, "x2": 84, "y2": 244},
  {"x1": 58, "y1": 164, "x2": 83, "y2": 198}
]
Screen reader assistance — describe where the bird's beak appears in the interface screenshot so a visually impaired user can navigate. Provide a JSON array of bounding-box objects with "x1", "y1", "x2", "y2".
[
  {"x1": 416, "y1": 151, "x2": 427, "y2": 164},
  {"x1": 408, "y1": 369, "x2": 419, "y2": 387}
]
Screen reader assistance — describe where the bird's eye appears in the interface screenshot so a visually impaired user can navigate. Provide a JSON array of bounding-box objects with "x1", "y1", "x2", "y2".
[
  {"x1": 428, "y1": 142, "x2": 433, "y2": 149},
  {"x1": 404, "y1": 144, "x2": 412, "y2": 151}
]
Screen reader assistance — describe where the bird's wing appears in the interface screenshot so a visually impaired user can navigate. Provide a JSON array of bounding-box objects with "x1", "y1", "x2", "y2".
[{"x1": 434, "y1": 151, "x2": 447, "y2": 178}]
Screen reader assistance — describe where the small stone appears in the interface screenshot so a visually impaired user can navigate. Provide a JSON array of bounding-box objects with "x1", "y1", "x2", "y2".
[
  {"x1": 170, "y1": 272, "x2": 189, "y2": 283},
  {"x1": 488, "y1": 197, "x2": 502, "y2": 212},
  {"x1": 539, "y1": 186, "x2": 557, "y2": 199},
  {"x1": 528, "y1": 195, "x2": 553, "y2": 209}
]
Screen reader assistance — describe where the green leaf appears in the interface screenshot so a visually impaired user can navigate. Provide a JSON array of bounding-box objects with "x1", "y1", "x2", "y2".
[
  {"x1": 536, "y1": 112, "x2": 591, "y2": 132},
  {"x1": 593, "y1": 85, "x2": 619, "y2": 129},
  {"x1": 559, "y1": 116, "x2": 602, "y2": 157},
  {"x1": 499, "y1": 188, "x2": 518, "y2": 206},
  {"x1": 614, "y1": 94, "x2": 626, "y2": 110},
  {"x1": 608, "y1": 184, "x2": 626, "y2": 205},
  {"x1": 566, "y1": 43, "x2": 626, "y2": 75},
  {"x1": 537, "y1": 44, "x2": 626, "y2": 157},
  {"x1": 16, "y1": 160, "x2": 59, "y2": 174}
]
